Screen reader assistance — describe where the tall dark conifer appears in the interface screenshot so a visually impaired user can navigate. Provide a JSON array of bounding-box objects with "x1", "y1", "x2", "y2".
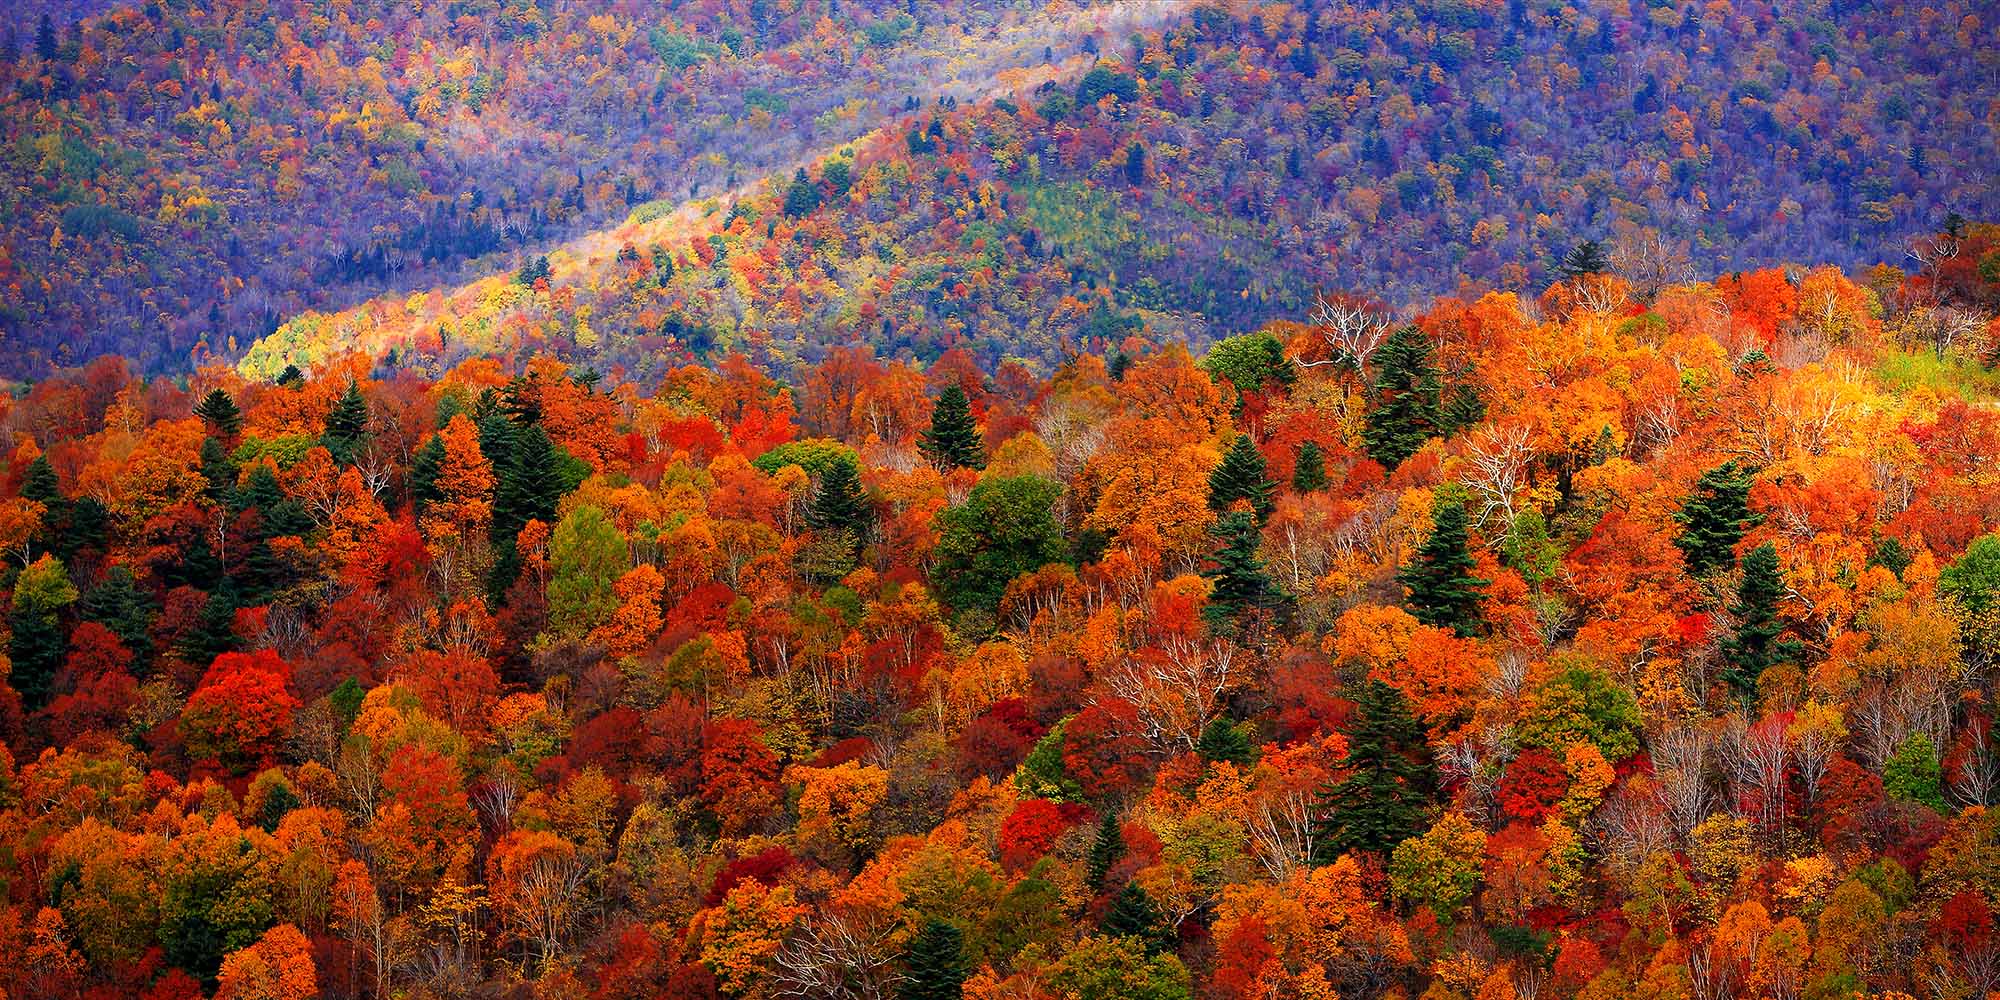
[
  {"x1": 1312, "y1": 678, "x2": 1436, "y2": 859},
  {"x1": 1202, "y1": 511, "x2": 1277, "y2": 634},
  {"x1": 920, "y1": 385, "x2": 985, "y2": 471},
  {"x1": 898, "y1": 919, "x2": 970, "y2": 1000},
  {"x1": 1208, "y1": 434, "x2": 1275, "y2": 521},
  {"x1": 1398, "y1": 498, "x2": 1488, "y2": 637},
  {"x1": 1363, "y1": 326, "x2": 1443, "y2": 469},
  {"x1": 1292, "y1": 441, "x2": 1328, "y2": 493},
  {"x1": 1675, "y1": 461, "x2": 1762, "y2": 577},
  {"x1": 322, "y1": 381, "x2": 369, "y2": 464},
  {"x1": 1720, "y1": 541, "x2": 1800, "y2": 704},
  {"x1": 193, "y1": 389, "x2": 243, "y2": 438}
]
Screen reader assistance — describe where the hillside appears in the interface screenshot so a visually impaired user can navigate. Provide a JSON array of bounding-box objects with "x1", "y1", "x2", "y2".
[
  {"x1": 0, "y1": 0, "x2": 1166, "y2": 375},
  {"x1": 2, "y1": 228, "x2": 2000, "y2": 997},
  {"x1": 235, "y1": 0, "x2": 2000, "y2": 382}
]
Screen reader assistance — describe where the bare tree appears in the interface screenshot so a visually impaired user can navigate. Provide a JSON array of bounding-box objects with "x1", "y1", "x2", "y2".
[
  {"x1": 1299, "y1": 292, "x2": 1396, "y2": 370},
  {"x1": 1612, "y1": 228, "x2": 1699, "y2": 300},
  {"x1": 1461, "y1": 423, "x2": 1534, "y2": 534},
  {"x1": 774, "y1": 914, "x2": 902, "y2": 1000},
  {"x1": 1096, "y1": 636, "x2": 1240, "y2": 754}
]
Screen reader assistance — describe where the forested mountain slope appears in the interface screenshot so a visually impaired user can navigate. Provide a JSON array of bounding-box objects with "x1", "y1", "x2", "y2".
[
  {"x1": 230, "y1": 0, "x2": 2000, "y2": 381},
  {"x1": 0, "y1": 0, "x2": 1168, "y2": 375}
]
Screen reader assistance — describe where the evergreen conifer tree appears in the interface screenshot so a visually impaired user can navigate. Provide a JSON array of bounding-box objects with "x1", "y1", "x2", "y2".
[
  {"x1": 1101, "y1": 882, "x2": 1173, "y2": 955},
  {"x1": 1363, "y1": 326, "x2": 1443, "y2": 470},
  {"x1": 807, "y1": 458, "x2": 871, "y2": 542},
  {"x1": 1559, "y1": 239, "x2": 1611, "y2": 278},
  {"x1": 783, "y1": 168, "x2": 822, "y2": 218},
  {"x1": 1675, "y1": 461, "x2": 1762, "y2": 576},
  {"x1": 1311, "y1": 678, "x2": 1436, "y2": 860},
  {"x1": 899, "y1": 919, "x2": 970, "y2": 1000},
  {"x1": 920, "y1": 385, "x2": 985, "y2": 471},
  {"x1": 1087, "y1": 811, "x2": 1126, "y2": 889},
  {"x1": 1292, "y1": 441, "x2": 1328, "y2": 493},
  {"x1": 322, "y1": 381, "x2": 369, "y2": 465},
  {"x1": 1398, "y1": 497, "x2": 1488, "y2": 637},
  {"x1": 1202, "y1": 511, "x2": 1277, "y2": 634},
  {"x1": 1197, "y1": 717, "x2": 1256, "y2": 767},
  {"x1": 1720, "y1": 541, "x2": 1801, "y2": 705},
  {"x1": 20, "y1": 454, "x2": 59, "y2": 506},
  {"x1": 1208, "y1": 434, "x2": 1275, "y2": 521},
  {"x1": 82, "y1": 566, "x2": 156, "y2": 668},
  {"x1": 408, "y1": 432, "x2": 446, "y2": 516},
  {"x1": 193, "y1": 388, "x2": 243, "y2": 438}
]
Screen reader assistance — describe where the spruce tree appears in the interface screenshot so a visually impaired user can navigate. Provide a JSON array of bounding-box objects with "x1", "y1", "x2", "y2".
[
  {"x1": 1101, "y1": 882, "x2": 1173, "y2": 955},
  {"x1": 899, "y1": 919, "x2": 970, "y2": 1000},
  {"x1": 193, "y1": 388, "x2": 242, "y2": 438},
  {"x1": 1312, "y1": 678, "x2": 1436, "y2": 860},
  {"x1": 495, "y1": 424, "x2": 565, "y2": 542},
  {"x1": 199, "y1": 437, "x2": 237, "y2": 506},
  {"x1": 1720, "y1": 542, "x2": 1801, "y2": 705},
  {"x1": 1197, "y1": 717, "x2": 1256, "y2": 767},
  {"x1": 322, "y1": 381, "x2": 369, "y2": 465},
  {"x1": 1208, "y1": 434, "x2": 1275, "y2": 521},
  {"x1": 408, "y1": 432, "x2": 446, "y2": 516},
  {"x1": 82, "y1": 566, "x2": 156, "y2": 668},
  {"x1": 1362, "y1": 326, "x2": 1443, "y2": 470},
  {"x1": 1398, "y1": 497, "x2": 1489, "y2": 637},
  {"x1": 807, "y1": 458, "x2": 871, "y2": 542},
  {"x1": 1292, "y1": 441, "x2": 1328, "y2": 493},
  {"x1": 1675, "y1": 461, "x2": 1762, "y2": 577},
  {"x1": 1086, "y1": 811, "x2": 1126, "y2": 889},
  {"x1": 920, "y1": 384, "x2": 985, "y2": 471},
  {"x1": 782, "y1": 168, "x2": 822, "y2": 218},
  {"x1": 20, "y1": 453, "x2": 60, "y2": 506},
  {"x1": 1202, "y1": 511, "x2": 1276, "y2": 634},
  {"x1": 1558, "y1": 239, "x2": 1611, "y2": 279}
]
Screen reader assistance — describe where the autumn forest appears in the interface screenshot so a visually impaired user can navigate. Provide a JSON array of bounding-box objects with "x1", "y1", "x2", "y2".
[{"x1": 3, "y1": 2, "x2": 2000, "y2": 1000}]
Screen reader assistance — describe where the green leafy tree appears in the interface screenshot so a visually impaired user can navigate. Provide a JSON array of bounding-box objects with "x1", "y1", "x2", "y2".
[
  {"x1": 1312, "y1": 678, "x2": 1436, "y2": 860},
  {"x1": 920, "y1": 384, "x2": 986, "y2": 471},
  {"x1": 1500, "y1": 507, "x2": 1562, "y2": 587},
  {"x1": 933, "y1": 476, "x2": 1065, "y2": 612},
  {"x1": 1202, "y1": 332, "x2": 1294, "y2": 411},
  {"x1": 1047, "y1": 935, "x2": 1191, "y2": 1000},
  {"x1": 988, "y1": 860, "x2": 1068, "y2": 959},
  {"x1": 1675, "y1": 461, "x2": 1762, "y2": 576},
  {"x1": 899, "y1": 918, "x2": 970, "y2": 1000},
  {"x1": 1016, "y1": 720, "x2": 1084, "y2": 803},
  {"x1": 1207, "y1": 435, "x2": 1275, "y2": 521},
  {"x1": 1292, "y1": 441, "x2": 1327, "y2": 493},
  {"x1": 1389, "y1": 811, "x2": 1487, "y2": 924},
  {"x1": 1518, "y1": 662, "x2": 1643, "y2": 761},
  {"x1": 193, "y1": 389, "x2": 243, "y2": 438},
  {"x1": 1720, "y1": 542, "x2": 1801, "y2": 704},
  {"x1": 1398, "y1": 497, "x2": 1489, "y2": 637},
  {"x1": 1363, "y1": 326, "x2": 1443, "y2": 469},
  {"x1": 7, "y1": 554, "x2": 77, "y2": 710},
  {"x1": 1942, "y1": 533, "x2": 2000, "y2": 618},
  {"x1": 546, "y1": 505, "x2": 629, "y2": 642},
  {"x1": 1883, "y1": 734, "x2": 1946, "y2": 810},
  {"x1": 1201, "y1": 511, "x2": 1277, "y2": 634}
]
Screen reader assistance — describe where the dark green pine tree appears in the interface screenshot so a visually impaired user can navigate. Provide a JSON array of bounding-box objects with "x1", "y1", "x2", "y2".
[
  {"x1": 1292, "y1": 441, "x2": 1328, "y2": 493},
  {"x1": 165, "y1": 530, "x2": 225, "y2": 592},
  {"x1": 1362, "y1": 326, "x2": 1443, "y2": 470},
  {"x1": 1100, "y1": 882, "x2": 1174, "y2": 955},
  {"x1": 807, "y1": 458, "x2": 871, "y2": 541},
  {"x1": 1202, "y1": 511, "x2": 1277, "y2": 635},
  {"x1": 20, "y1": 453, "x2": 60, "y2": 506},
  {"x1": 1558, "y1": 238, "x2": 1611, "y2": 279},
  {"x1": 1720, "y1": 542, "x2": 1802, "y2": 705},
  {"x1": 502, "y1": 375, "x2": 544, "y2": 426},
  {"x1": 1124, "y1": 141, "x2": 1147, "y2": 185},
  {"x1": 1086, "y1": 811, "x2": 1126, "y2": 889},
  {"x1": 192, "y1": 388, "x2": 243, "y2": 438},
  {"x1": 1198, "y1": 716, "x2": 1256, "y2": 767},
  {"x1": 82, "y1": 566, "x2": 157, "y2": 669},
  {"x1": 1311, "y1": 678, "x2": 1436, "y2": 860},
  {"x1": 199, "y1": 437, "x2": 238, "y2": 506},
  {"x1": 322, "y1": 381, "x2": 370, "y2": 465},
  {"x1": 898, "y1": 919, "x2": 970, "y2": 1000},
  {"x1": 1398, "y1": 498, "x2": 1489, "y2": 637},
  {"x1": 277, "y1": 364, "x2": 306, "y2": 388},
  {"x1": 920, "y1": 385, "x2": 986, "y2": 471},
  {"x1": 1674, "y1": 461, "x2": 1763, "y2": 577},
  {"x1": 495, "y1": 425, "x2": 565, "y2": 541},
  {"x1": 408, "y1": 432, "x2": 446, "y2": 517},
  {"x1": 1208, "y1": 434, "x2": 1275, "y2": 521},
  {"x1": 176, "y1": 586, "x2": 239, "y2": 666},
  {"x1": 7, "y1": 593, "x2": 67, "y2": 712},
  {"x1": 782, "y1": 167, "x2": 822, "y2": 218}
]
